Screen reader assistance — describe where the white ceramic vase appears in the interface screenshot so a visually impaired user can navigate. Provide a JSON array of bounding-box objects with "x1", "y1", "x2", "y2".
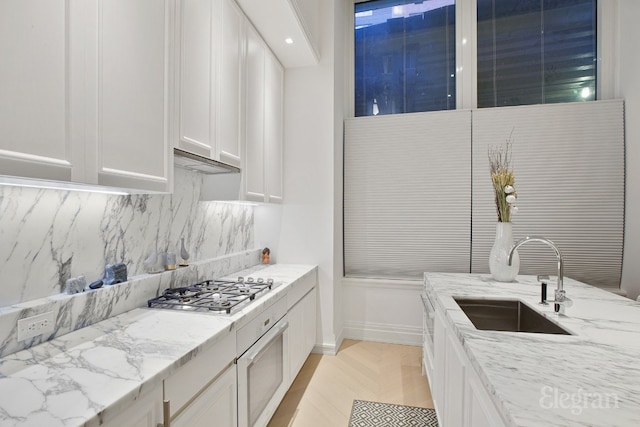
[{"x1": 489, "y1": 222, "x2": 520, "y2": 282}]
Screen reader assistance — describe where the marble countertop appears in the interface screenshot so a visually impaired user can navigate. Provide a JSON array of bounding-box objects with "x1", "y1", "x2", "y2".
[
  {"x1": 0, "y1": 263, "x2": 317, "y2": 427},
  {"x1": 425, "y1": 273, "x2": 640, "y2": 427}
]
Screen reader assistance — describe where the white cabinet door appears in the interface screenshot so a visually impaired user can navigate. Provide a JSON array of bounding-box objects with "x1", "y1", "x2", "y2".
[
  {"x1": 101, "y1": 385, "x2": 162, "y2": 427},
  {"x1": 303, "y1": 286, "x2": 317, "y2": 358},
  {"x1": 244, "y1": 24, "x2": 266, "y2": 202},
  {"x1": 465, "y1": 370, "x2": 504, "y2": 427},
  {"x1": 90, "y1": 0, "x2": 173, "y2": 192},
  {"x1": 444, "y1": 330, "x2": 466, "y2": 427},
  {"x1": 432, "y1": 306, "x2": 447, "y2": 423},
  {"x1": 288, "y1": 288, "x2": 316, "y2": 382},
  {"x1": 432, "y1": 303, "x2": 506, "y2": 427},
  {"x1": 0, "y1": 1, "x2": 78, "y2": 182},
  {"x1": 176, "y1": 0, "x2": 218, "y2": 159},
  {"x1": 288, "y1": 295, "x2": 304, "y2": 381},
  {"x1": 244, "y1": 24, "x2": 284, "y2": 203},
  {"x1": 217, "y1": 0, "x2": 244, "y2": 167},
  {"x1": 172, "y1": 364, "x2": 238, "y2": 427},
  {"x1": 264, "y1": 50, "x2": 284, "y2": 203},
  {"x1": 1, "y1": 0, "x2": 172, "y2": 193}
]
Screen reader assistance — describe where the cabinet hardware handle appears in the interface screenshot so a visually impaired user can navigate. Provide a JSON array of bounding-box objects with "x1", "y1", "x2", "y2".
[
  {"x1": 244, "y1": 321, "x2": 289, "y2": 364},
  {"x1": 163, "y1": 399, "x2": 171, "y2": 427}
]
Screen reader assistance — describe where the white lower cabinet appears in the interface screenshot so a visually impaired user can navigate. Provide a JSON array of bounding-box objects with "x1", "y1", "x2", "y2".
[
  {"x1": 432, "y1": 306, "x2": 447, "y2": 423},
  {"x1": 172, "y1": 363, "x2": 237, "y2": 427},
  {"x1": 432, "y1": 305, "x2": 505, "y2": 427},
  {"x1": 465, "y1": 367, "x2": 503, "y2": 427},
  {"x1": 288, "y1": 287, "x2": 317, "y2": 381},
  {"x1": 100, "y1": 385, "x2": 162, "y2": 427},
  {"x1": 444, "y1": 331, "x2": 466, "y2": 427},
  {"x1": 164, "y1": 331, "x2": 237, "y2": 427}
]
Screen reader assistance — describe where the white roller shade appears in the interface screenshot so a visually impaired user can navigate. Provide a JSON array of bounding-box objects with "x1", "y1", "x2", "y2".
[
  {"x1": 344, "y1": 100, "x2": 624, "y2": 288},
  {"x1": 471, "y1": 100, "x2": 625, "y2": 288},
  {"x1": 344, "y1": 110, "x2": 472, "y2": 279}
]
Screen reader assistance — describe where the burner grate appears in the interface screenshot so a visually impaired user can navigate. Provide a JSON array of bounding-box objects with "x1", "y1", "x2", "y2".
[{"x1": 147, "y1": 278, "x2": 273, "y2": 314}]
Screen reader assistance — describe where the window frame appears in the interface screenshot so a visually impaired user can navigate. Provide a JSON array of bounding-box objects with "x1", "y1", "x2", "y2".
[{"x1": 347, "y1": 0, "x2": 618, "y2": 115}]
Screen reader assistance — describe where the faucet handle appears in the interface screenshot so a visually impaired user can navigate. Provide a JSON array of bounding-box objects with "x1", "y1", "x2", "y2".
[
  {"x1": 537, "y1": 275, "x2": 550, "y2": 283},
  {"x1": 553, "y1": 289, "x2": 572, "y2": 315}
]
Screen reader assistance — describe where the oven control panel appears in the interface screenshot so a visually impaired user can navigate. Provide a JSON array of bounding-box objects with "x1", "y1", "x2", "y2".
[{"x1": 236, "y1": 295, "x2": 287, "y2": 356}]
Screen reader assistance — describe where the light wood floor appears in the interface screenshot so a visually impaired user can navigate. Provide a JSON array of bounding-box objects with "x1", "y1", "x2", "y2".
[{"x1": 268, "y1": 339, "x2": 434, "y2": 427}]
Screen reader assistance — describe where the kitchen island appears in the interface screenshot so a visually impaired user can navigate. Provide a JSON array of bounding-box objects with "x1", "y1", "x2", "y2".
[
  {"x1": 0, "y1": 263, "x2": 317, "y2": 427},
  {"x1": 424, "y1": 273, "x2": 640, "y2": 427}
]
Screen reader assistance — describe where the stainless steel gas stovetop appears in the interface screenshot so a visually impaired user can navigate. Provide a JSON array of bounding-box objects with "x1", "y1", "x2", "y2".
[{"x1": 147, "y1": 277, "x2": 273, "y2": 314}]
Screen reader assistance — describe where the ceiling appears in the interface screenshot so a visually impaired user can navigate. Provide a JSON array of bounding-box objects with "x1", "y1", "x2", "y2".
[{"x1": 236, "y1": 0, "x2": 320, "y2": 68}]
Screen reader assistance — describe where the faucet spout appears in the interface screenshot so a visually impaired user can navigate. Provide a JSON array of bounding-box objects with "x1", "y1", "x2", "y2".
[{"x1": 508, "y1": 236, "x2": 564, "y2": 292}]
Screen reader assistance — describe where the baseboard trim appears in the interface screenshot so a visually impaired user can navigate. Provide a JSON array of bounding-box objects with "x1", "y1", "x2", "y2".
[
  {"x1": 343, "y1": 321, "x2": 422, "y2": 346},
  {"x1": 313, "y1": 342, "x2": 338, "y2": 355},
  {"x1": 343, "y1": 277, "x2": 422, "y2": 291},
  {"x1": 311, "y1": 328, "x2": 345, "y2": 355}
]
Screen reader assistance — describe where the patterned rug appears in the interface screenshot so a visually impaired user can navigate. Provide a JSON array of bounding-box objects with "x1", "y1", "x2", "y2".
[{"x1": 349, "y1": 400, "x2": 439, "y2": 427}]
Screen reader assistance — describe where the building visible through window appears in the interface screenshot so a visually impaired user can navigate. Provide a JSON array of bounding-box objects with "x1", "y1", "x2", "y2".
[
  {"x1": 477, "y1": 0, "x2": 596, "y2": 107},
  {"x1": 354, "y1": 0, "x2": 456, "y2": 117},
  {"x1": 354, "y1": 0, "x2": 597, "y2": 115}
]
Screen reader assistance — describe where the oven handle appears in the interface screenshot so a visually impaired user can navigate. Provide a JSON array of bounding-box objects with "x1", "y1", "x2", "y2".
[{"x1": 243, "y1": 320, "x2": 289, "y2": 365}]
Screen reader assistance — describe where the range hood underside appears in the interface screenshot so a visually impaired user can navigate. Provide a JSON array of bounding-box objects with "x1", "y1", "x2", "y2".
[{"x1": 173, "y1": 148, "x2": 240, "y2": 175}]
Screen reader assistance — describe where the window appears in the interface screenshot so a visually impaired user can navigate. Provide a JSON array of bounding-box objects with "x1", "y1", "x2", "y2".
[
  {"x1": 353, "y1": 0, "x2": 597, "y2": 114},
  {"x1": 354, "y1": 0, "x2": 456, "y2": 117},
  {"x1": 477, "y1": 0, "x2": 597, "y2": 107}
]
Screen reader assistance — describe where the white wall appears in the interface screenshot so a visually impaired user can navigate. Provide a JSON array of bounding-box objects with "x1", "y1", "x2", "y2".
[
  {"x1": 332, "y1": 0, "x2": 346, "y2": 347},
  {"x1": 343, "y1": 278, "x2": 423, "y2": 345},
  {"x1": 254, "y1": 203, "x2": 282, "y2": 263},
  {"x1": 619, "y1": 0, "x2": 640, "y2": 300},
  {"x1": 275, "y1": 0, "x2": 344, "y2": 354}
]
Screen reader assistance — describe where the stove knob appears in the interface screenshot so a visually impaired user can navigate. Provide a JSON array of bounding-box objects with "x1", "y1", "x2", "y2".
[
  {"x1": 257, "y1": 277, "x2": 264, "y2": 284},
  {"x1": 238, "y1": 276, "x2": 244, "y2": 283},
  {"x1": 267, "y1": 278, "x2": 274, "y2": 285},
  {"x1": 247, "y1": 277, "x2": 254, "y2": 283}
]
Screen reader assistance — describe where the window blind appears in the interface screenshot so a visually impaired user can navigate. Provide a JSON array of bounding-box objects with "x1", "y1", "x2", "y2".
[
  {"x1": 471, "y1": 99, "x2": 625, "y2": 288},
  {"x1": 344, "y1": 100, "x2": 624, "y2": 288},
  {"x1": 344, "y1": 110, "x2": 472, "y2": 279}
]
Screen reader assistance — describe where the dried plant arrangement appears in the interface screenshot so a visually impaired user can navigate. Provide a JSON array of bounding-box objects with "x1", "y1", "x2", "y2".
[{"x1": 488, "y1": 135, "x2": 518, "y2": 222}]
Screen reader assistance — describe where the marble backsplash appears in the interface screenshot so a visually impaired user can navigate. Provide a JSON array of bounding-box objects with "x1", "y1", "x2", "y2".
[
  {"x1": 0, "y1": 167, "x2": 259, "y2": 357},
  {"x1": 0, "y1": 249, "x2": 261, "y2": 358},
  {"x1": 0, "y1": 167, "x2": 254, "y2": 306}
]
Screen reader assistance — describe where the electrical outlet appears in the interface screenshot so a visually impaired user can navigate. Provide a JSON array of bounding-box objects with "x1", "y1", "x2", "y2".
[{"x1": 17, "y1": 311, "x2": 55, "y2": 341}]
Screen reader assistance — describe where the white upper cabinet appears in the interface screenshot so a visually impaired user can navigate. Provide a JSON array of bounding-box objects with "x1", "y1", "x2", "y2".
[
  {"x1": 264, "y1": 51, "x2": 284, "y2": 203},
  {"x1": 0, "y1": 1, "x2": 78, "y2": 182},
  {"x1": 176, "y1": 0, "x2": 242, "y2": 168},
  {"x1": 176, "y1": 0, "x2": 218, "y2": 159},
  {"x1": 244, "y1": 25, "x2": 284, "y2": 203},
  {"x1": 90, "y1": 0, "x2": 173, "y2": 192},
  {"x1": 0, "y1": 0, "x2": 173, "y2": 193},
  {"x1": 244, "y1": 25, "x2": 266, "y2": 202},
  {"x1": 201, "y1": 9, "x2": 284, "y2": 203},
  {"x1": 217, "y1": 0, "x2": 244, "y2": 167}
]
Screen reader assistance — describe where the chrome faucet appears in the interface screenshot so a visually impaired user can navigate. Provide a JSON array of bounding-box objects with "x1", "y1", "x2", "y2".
[{"x1": 508, "y1": 236, "x2": 572, "y2": 315}]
